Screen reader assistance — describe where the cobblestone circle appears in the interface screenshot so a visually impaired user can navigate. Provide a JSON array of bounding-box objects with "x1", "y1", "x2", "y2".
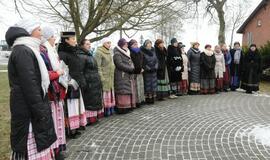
[{"x1": 66, "y1": 92, "x2": 270, "y2": 160}]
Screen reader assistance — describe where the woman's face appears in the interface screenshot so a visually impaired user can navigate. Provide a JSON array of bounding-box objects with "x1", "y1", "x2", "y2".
[
  {"x1": 123, "y1": 42, "x2": 128, "y2": 49},
  {"x1": 206, "y1": 47, "x2": 212, "y2": 51},
  {"x1": 215, "y1": 46, "x2": 221, "y2": 53},
  {"x1": 146, "y1": 42, "x2": 152, "y2": 49},
  {"x1": 83, "y1": 40, "x2": 91, "y2": 51},
  {"x1": 31, "y1": 27, "x2": 42, "y2": 40},
  {"x1": 173, "y1": 42, "x2": 178, "y2": 47},
  {"x1": 131, "y1": 42, "x2": 138, "y2": 48},
  {"x1": 48, "y1": 36, "x2": 56, "y2": 47},
  {"x1": 159, "y1": 43, "x2": 164, "y2": 48},
  {"x1": 194, "y1": 44, "x2": 199, "y2": 49},
  {"x1": 103, "y1": 41, "x2": 111, "y2": 49},
  {"x1": 250, "y1": 46, "x2": 256, "y2": 52},
  {"x1": 221, "y1": 44, "x2": 227, "y2": 50},
  {"x1": 65, "y1": 36, "x2": 77, "y2": 47},
  {"x1": 234, "y1": 44, "x2": 240, "y2": 49}
]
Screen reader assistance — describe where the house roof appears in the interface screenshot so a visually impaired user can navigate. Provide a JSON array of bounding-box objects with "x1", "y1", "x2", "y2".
[{"x1": 237, "y1": 0, "x2": 268, "y2": 33}]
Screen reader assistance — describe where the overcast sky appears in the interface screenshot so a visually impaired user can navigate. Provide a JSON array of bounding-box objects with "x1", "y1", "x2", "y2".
[{"x1": 0, "y1": 0, "x2": 261, "y2": 50}]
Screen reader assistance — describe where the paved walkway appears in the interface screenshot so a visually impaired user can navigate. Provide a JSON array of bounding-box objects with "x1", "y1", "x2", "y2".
[{"x1": 66, "y1": 91, "x2": 270, "y2": 160}]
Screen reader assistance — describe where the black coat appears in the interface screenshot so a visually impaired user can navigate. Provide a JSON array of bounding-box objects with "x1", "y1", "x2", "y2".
[
  {"x1": 130, "y1": 48, "x2": 143, "y2": 74},
  {"x1": 230, "y1": 49, "x2": 244, "y2": 78},
  {"x1": 155, "y1": 45, "x2": 168, "y2": 80},
  {"x1": 58, "y1": 43, "x2": 86, "y2": 99},
  {"x1": 200, "y1": 52, "x2": 216, "y2": 79},
  {"x1": 77, "y1": 48, "x2": 103, "y2": 110},
  {"x1": 5, "y1": 27, "x2": 56, "y2": 153},
  {"x1": 241, "y1": 50, "x2": 262, "y2": 91},
  {"x1": 167, "y1": 45, "x2": 183, "y2": 82},
  {"x1": 58, "y1": 43, "x2": 87, "y2": 89}
]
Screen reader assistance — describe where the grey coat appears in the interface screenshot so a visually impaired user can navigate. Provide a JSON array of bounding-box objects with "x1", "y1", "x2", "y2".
[
  {"x1": 187, "y1": 48, "x2": 201, "y2": 83},
  {"x1": 113, "y1": 46, "x2": 135, "y2": 95}
]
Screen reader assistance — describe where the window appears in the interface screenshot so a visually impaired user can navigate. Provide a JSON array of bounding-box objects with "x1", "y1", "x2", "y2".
[
  {"x1": 247, "y1": 32, "x2": 253, "y2": 46},
  {"x1": 257, "y1": 19, "x2": 262, "y2": 27}
]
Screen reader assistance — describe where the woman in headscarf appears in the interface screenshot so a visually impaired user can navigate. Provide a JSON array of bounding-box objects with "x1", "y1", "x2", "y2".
[
  {"x1": 241, "y1": 44, "x2": 262, "y2": 94},
  {"x1": 214, "y1": 45, "x2": 226, "y2": 93},
  {"x1": 200, "y1": 44, "x2": 216, "y2": 94},
  {"x1": 179, "y1": 42, "x2": 189, "y2": 95},
  {"x1": 129, "y1": 39, "x2": 145, "y2": 107},
  {"x1": 6, "y1": 19, "x2": 56, "y2": 160},
  {"x1": 230, "y1": 42, "x2": 244, "y2": 91},
  {"x1": 40, "y1": 26, "x2": 67, "y2": 159},
  {"x1": 58, "y1": 31, "x2": 87, "y2": 139},
  {"x1": 113, "y1": 38, "x2": 136, "y2": 114},
  {"x1": 141, "y1": 39, "x2": 158, "y2": 104},
  {"x1": 187, "y1": 42, "x2": 201, "y2": 95},
  {"x1": 95, "y1": 38, "x2": 115, "y2": 117},
  {"x1": 167, "y1": 38, "x2": 183, "y2": 97},
  {"x1": 221, "y1": 44, "x2": 232, "y2": 92},
  {"x1": 78, "y1": 39, "x2": 103, "y2": 124},
  {"x1": 155, "y1": 39, "x2": 170, "y2": 100}
]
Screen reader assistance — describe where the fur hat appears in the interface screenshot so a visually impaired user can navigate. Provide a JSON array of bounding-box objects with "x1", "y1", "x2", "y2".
[
  {"x1": 61, "y1": 31, "x2": 76, "y2": 38},
  {"x1": 118, "y1": 38, "x2": 128, "y2": 48},
  {"x1": 205, "y1": 44, "x2": 212, "y2": 49},
  {"x1": 143, "y1": 39, "x2": 152, "y2": 48}
]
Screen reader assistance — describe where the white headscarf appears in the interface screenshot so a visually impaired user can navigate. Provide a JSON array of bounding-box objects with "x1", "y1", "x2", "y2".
[
  {"x1": 14, "y1": 18, "x2": 41, "y2": 35},
  {"x1": 42, "y1": 26, "x2": 60, "y2": 71}
]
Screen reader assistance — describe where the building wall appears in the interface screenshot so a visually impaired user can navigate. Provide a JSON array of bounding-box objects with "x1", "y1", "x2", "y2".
[{"x1": 242, "y1": 1, "x2": 270, "y2": 47}]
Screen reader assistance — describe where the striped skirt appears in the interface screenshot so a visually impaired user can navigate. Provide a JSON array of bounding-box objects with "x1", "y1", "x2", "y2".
[
  {"x1": 50, "y1": 101, "x2": 66, "y2": 151},
  {"x1": 135, "y1": 74, "x2": 145, "y2": 103},
  {"x1": 116, "y1": 80, "x2": 136, "y2": 109},
  {"x1": 11, "y1": 124, "x2": 53, "y2": 160},
  {"x1": 200, "y1": 79, "x2": 215, "y2": 94},
  {"x1": 65, "y1": 90, "x2": 87, "y2": 131},
  {"x1": 103, "y1": 89, "x2": 115, "y2": 116}
]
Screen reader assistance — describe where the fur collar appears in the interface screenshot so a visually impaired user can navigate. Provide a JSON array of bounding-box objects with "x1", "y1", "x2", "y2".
[
  {"x1": 204, "y1": 49, "x2": 214, "y2": 56},
  {"x1": 116, "y1": 46, "x2": 130, "y2": 58}
]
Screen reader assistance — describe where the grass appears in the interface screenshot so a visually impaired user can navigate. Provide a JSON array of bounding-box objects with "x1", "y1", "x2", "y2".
[
  {"x1": 0, "y1": 72, "x2": 10, "y2": 160},
  {"x1": 260, "y1": 81, "x2": 270, "y2": 94}
]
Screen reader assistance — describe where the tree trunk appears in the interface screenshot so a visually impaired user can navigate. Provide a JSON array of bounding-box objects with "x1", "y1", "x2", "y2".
[{"x1": 217, "y1": 9, "x2": 226, "y2": 44}]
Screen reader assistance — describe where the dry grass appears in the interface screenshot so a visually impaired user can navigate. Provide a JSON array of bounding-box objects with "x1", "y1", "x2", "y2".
[
  {"x1": 0, "y1": 72, "x2": 10, "y2": 160},
  {"x1": 260, "y1": 81, "x2": 270, "y2": 94}
]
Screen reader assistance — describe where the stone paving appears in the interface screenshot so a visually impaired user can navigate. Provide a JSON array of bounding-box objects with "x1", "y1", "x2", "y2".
[{"x1": 66, "y1": 91, "x2": 270, "y2": 160}]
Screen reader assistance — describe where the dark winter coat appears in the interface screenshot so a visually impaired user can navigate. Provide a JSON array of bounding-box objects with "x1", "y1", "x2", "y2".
[
  {"x1": 77, "y1": 48, "x2": 103, "y2": 110},
  {"x1": 200, "y1": 51, "x2": 216, "y2": 79},
  {"x1": 155, "y1": 45, "x2": 168, "y2": 80},
  {"x1": 241, "y1": 50, "x2": 262, "y2": 91},
  {"x1": 187, "y1": 48, "x2": 201, "y2": 83},
  {"x1": 113, "y1": 46, "x2": 135, "y2": 95},
  {"x1": 167, "y1": 45, "x2": 183, "y2": 82},
  {"x1": 229, "y1": 48, "x2": 244, "y2": 78},
  {"x1": 6, "y1": 27, "x2": 56, "y2": 153},
  {"x1": 141, "y1": 46, "x2": 158, "y2": 93},
  {"x1": 130, "y1": 47, "x2": 143, "y2": 74},
  {"x1": 58, "y1": 42, "x2": 85, "y2": 99}
]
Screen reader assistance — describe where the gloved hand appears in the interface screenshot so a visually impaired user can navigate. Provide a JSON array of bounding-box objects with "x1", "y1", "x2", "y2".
[
  {"x1": 175, "y1": 66, "x2": 182, "y2": 71},
  {"x1": 68, "y1": 79, "x2": 79, "y2": 90}
]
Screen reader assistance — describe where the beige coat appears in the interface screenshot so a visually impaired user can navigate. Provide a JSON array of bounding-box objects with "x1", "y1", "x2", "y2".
[{"x1": 95, "y1": 46, "x2": 115, "y2": 91}]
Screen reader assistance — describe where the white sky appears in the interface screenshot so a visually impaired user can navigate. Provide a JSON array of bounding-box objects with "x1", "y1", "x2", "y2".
[{"x1": 0, "y1": 0, "x2": 261, "y2": 50}]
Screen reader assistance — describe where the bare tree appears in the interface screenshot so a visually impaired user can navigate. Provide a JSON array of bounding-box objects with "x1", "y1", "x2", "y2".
[{"x1": 13, "y1": 0, "x2": 191, "y2": 43}]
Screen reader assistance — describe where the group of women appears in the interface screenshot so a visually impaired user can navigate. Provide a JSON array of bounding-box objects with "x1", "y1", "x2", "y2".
[{"x1": 6, "y1": 18, "x2": 262, "y2": 160}]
